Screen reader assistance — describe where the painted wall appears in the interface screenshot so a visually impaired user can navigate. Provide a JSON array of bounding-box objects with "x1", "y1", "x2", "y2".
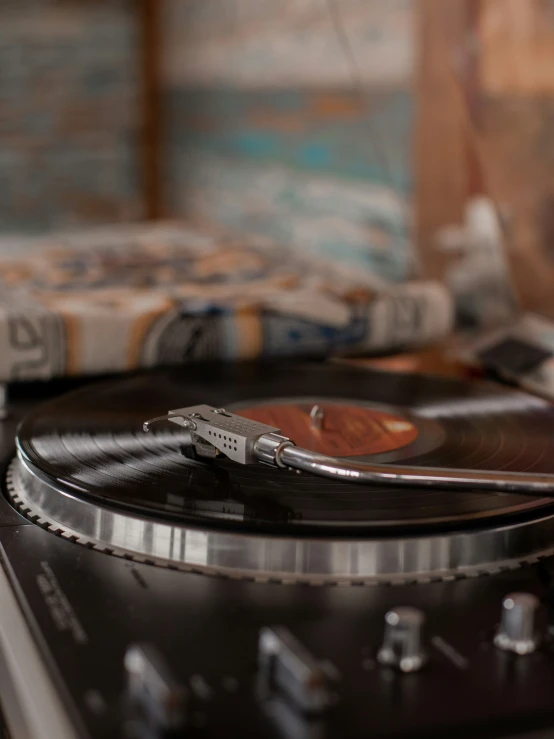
[
  {"x1": 162, "y1": 0, "x2": 417, "y2": 281},
  {"x1": 0, "y1": 0, "x2": 418, "y2": 283},
  {"x1": 0, "y1": 0, "x2": 141, "y2": 232}
]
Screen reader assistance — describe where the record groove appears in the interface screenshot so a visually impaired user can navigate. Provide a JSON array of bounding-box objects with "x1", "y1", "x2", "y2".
[{"x1": 14, "y1": 362, "x2": 554, "y2": 535}]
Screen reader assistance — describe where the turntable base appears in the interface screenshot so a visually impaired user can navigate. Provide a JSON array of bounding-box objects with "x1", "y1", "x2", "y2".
[{"x1": 3, "y1": 363, "x2": 554, "y2": 739}]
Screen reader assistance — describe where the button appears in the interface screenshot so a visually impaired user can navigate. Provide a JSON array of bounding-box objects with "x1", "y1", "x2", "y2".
[
  {"x1": 494, "y1": 592, "x2": 540, "y2": 655},
  {"x1": 125, "y1": 644, "x2": 188, "y2": 734},
  {"x1": 377, "y1": 607, "x2": 427, "y2": 673},
  {"x1": 258, "y1": 627, "x2": 331, "y2": 714}
]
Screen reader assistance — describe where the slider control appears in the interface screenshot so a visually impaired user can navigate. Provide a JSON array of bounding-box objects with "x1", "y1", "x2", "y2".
[
  {"x1": 258, "y1": 627, "x2": 331, "y2": 714},
  {"x1": 125, "y1": 644, "x2": 188, "y2": 735}
]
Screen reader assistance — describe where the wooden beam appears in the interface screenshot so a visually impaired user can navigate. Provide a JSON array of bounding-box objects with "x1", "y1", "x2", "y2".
[
  {"x1": 139, "y1": 0, "x2": 164, "y2": 220},
  {"x1": 464, "y1": 0, "x2": 486, "y2": 199},
  {"x1": 415, "y1": 0, "x2": 468, "y2": 279},
  {"x1": 477, "y1": 0, "x2": 554, "y2": 318},
  {"x1": 481, "y1": 0, "x2": 554, "y2": 95}
]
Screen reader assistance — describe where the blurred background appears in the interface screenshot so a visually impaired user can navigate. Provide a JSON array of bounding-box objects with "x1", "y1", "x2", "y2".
[
  {"x1": 0, "y1": 0, "x2": 552, "y2": 322},
  {"x1": 0, "y1": 0, "x2": 415, "y2": 277}
]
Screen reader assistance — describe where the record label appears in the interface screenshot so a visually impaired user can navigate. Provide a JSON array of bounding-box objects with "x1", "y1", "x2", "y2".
[{"x1": 237, "y1": 401, "x2": 419, "y2": 457}]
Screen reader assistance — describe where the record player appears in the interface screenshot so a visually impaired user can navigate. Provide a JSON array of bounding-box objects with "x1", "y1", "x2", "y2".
[{"x1": 2, "y1": 360, "x2": 554, "y2": 739}]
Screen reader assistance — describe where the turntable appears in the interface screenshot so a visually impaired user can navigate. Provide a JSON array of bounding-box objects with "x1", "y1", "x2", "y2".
[{"x1": 1, "y1": 361, "x2": 554, "y2": 739}]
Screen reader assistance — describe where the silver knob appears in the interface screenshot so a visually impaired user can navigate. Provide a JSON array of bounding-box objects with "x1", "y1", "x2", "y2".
[
  {"x1": 494, "y1": 592, "x2": 540, "y2": 655},
  {"x1": 377, "y1": 607, "x2": 427, "y2": 673}
]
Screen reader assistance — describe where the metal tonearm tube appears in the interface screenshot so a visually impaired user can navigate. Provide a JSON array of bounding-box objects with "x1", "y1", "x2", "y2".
[{"x1": 143, "y1": 405, "x2": 554, "y2": 496}]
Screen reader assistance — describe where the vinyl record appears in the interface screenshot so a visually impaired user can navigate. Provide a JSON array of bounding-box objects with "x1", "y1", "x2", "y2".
[{"x1": 15, "y1": 361, "x2": 554, "y2": 535}]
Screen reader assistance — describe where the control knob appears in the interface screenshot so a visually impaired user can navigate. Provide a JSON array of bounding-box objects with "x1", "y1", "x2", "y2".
[
  {"x1": 494, "y1": 592, "x2": 540, "y2": 655},
  {"x1": 377, "y1": 607, "x2": 427, "y2": 673}
]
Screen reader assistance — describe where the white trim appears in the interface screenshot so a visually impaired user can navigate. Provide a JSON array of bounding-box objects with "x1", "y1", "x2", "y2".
[{"x1": 0, "y1": 562, "x2": 78, "y2": 739}]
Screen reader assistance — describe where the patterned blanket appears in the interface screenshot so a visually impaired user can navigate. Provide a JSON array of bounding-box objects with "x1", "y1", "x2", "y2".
[{"x1": 0, "y1": 222, "x2": 453, "y2": 381}]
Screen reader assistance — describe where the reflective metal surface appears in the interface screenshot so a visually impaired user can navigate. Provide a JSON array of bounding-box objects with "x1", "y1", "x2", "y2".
[
  {"x1": 278, "y1": 446, "x2": 554, "y2": 495},
  {"x1": 377, "y1": 607, "x2": 427, "y2": 673},
  {"x1": 9, "y1": 456, "x2": 554, "y2": 585},
  {"x1": 494, "y1": 593, "x2": 541, "y2": 656}
]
